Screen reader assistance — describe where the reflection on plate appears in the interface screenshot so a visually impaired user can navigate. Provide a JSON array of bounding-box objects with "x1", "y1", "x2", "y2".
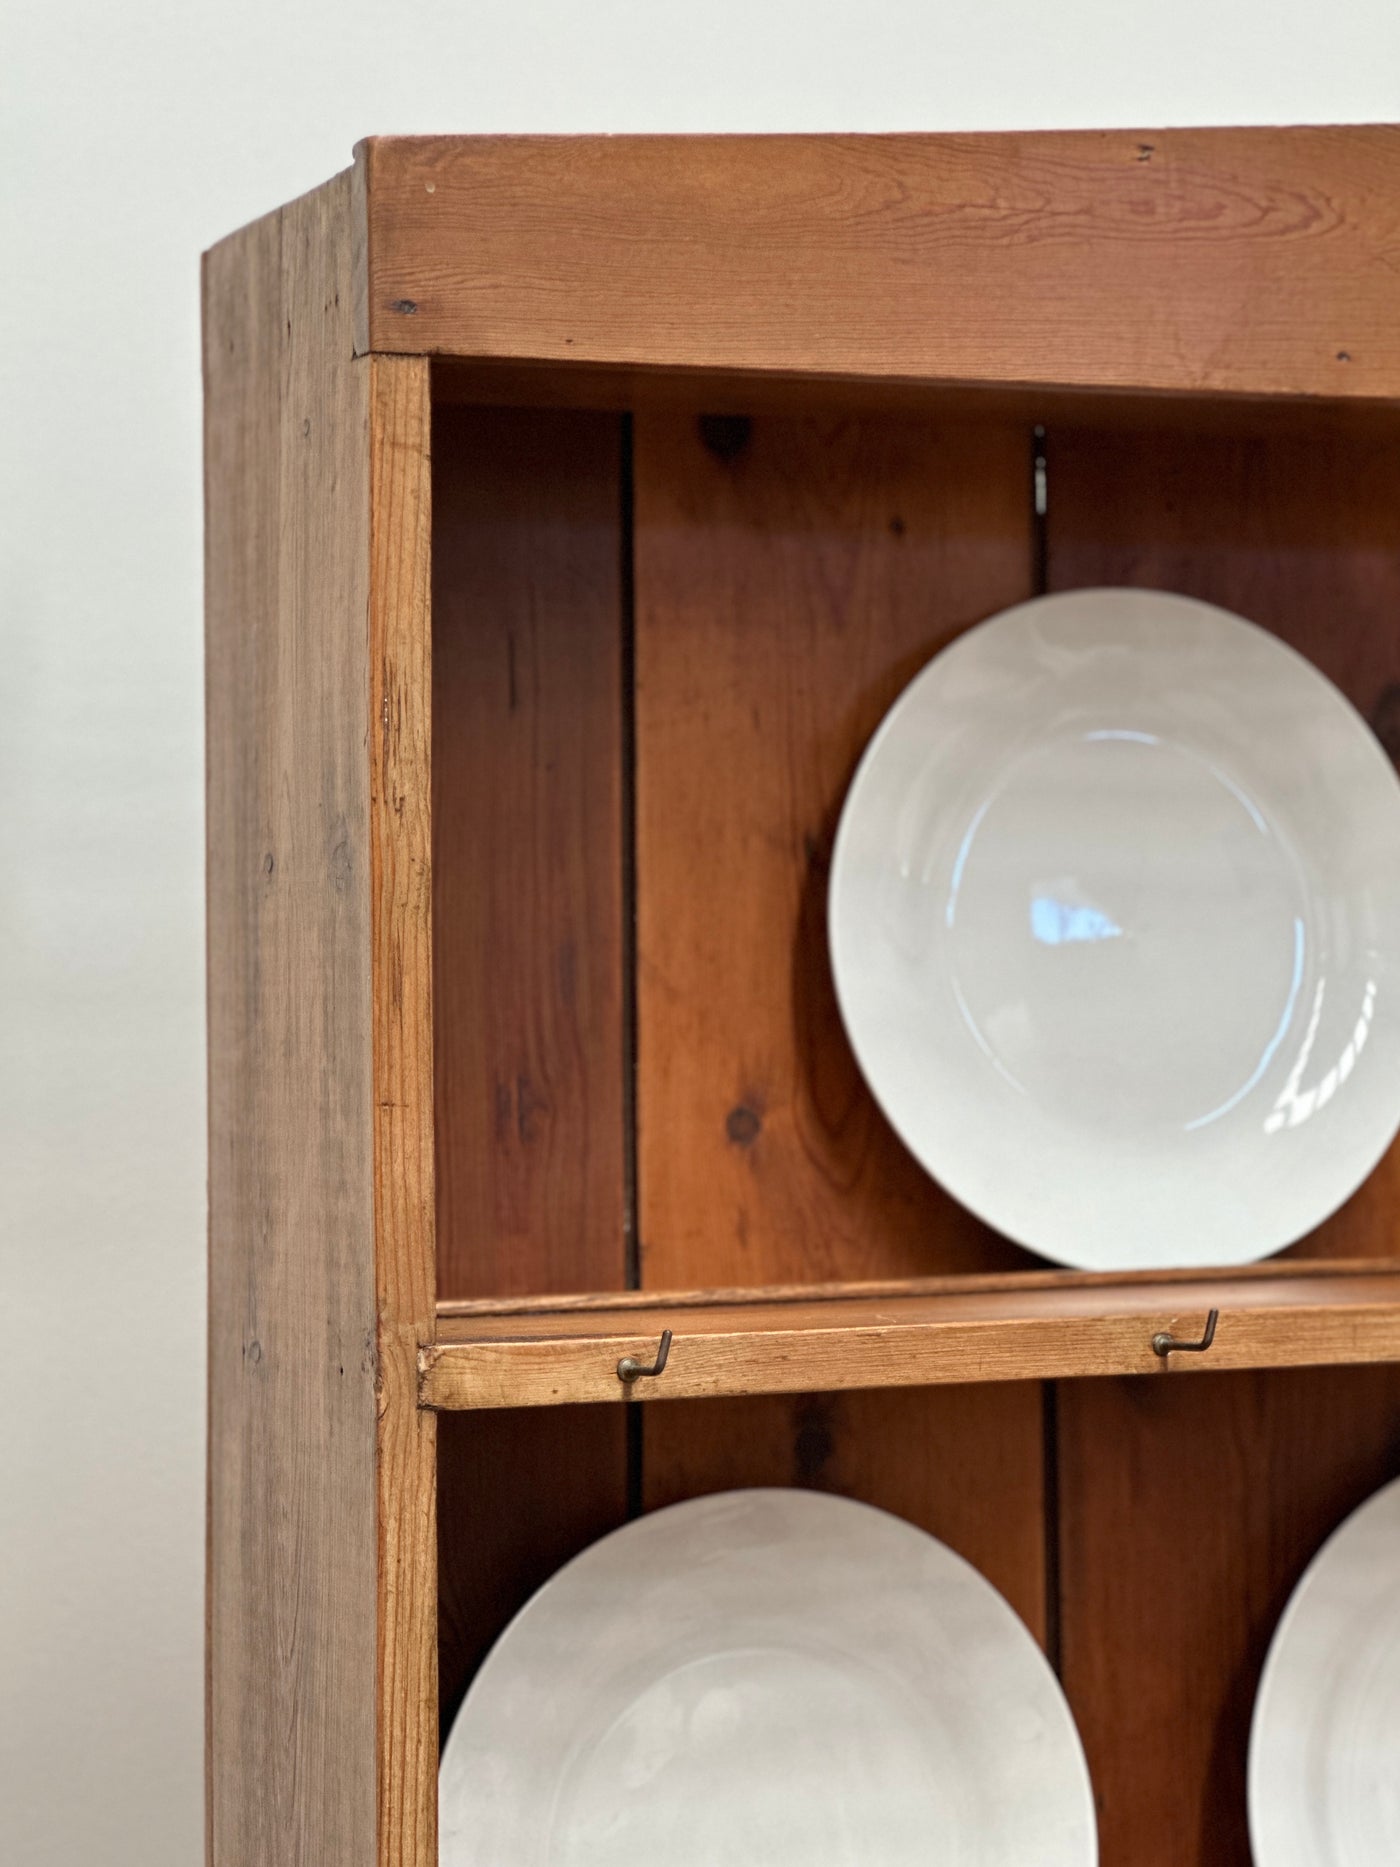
[
  {"x1": 439, "y1": 1489, "x2": 1097, "y2": 1866},
  {"x1": 1250, "y1": 1475, "x2": 1400, "y2": 1866},
  {"x1": 828, "y1": 588, "x2": 1400, "y2": 1270}
]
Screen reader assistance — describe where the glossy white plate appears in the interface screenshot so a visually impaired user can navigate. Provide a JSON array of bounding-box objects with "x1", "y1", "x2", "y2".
[
  {"x1": 439, "y1": 1488, "x2": 1097, "y2": 1866},
  {"x1": 829, "y1": 588, "x2": 1400, "y2": 1270},
  {"x1": 1250, "y1": 1475, "x2": 1400, "y2": 1866}
]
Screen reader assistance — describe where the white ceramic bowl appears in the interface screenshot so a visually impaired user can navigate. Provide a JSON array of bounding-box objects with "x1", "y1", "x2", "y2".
[
  {"x1": 440, "y1": 1489, "x2": 1097, "y2": 1866},
  {"x1": 829, "y1": 587, "x2": 1400, "y2": 1270}
]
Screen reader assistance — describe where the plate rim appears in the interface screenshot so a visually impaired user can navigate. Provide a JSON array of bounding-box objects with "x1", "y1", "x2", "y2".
[
  {"x1": 827, "y1": 584, "x2": 1400, "y2": 1270},
  {"x1": 1247, "y1": 1472, "x2": 1400, "y2": 1867},
  {"x1": 439, "y1": 1486, "x2": 1098, "y2": 1865}
]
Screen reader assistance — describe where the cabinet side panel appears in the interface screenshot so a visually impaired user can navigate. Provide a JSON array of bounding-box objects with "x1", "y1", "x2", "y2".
[
  {"x1": 634, "y1": 413, "x2": 1047, "y2": 1643},
  {"x1": 431, "y1": 406, "x2": 629, "y2": 1727},
  {"x1": 204, "y1": 172, "x2": 378, "y2": 1866}
]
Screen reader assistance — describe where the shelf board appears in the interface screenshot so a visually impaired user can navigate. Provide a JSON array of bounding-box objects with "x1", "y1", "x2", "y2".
[{"x1": 422, "y1": 1262, "x2": 1400, "y2": 1410}]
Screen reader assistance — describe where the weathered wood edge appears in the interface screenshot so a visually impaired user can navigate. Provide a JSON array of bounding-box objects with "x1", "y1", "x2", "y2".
[
  {"x1": 368, "y1": 354, "x2": 436, "y2": 1867},
  {"x1": 205, "y1": 171, "x2": 378, "y2": 1867},
  {"x1": 351, "y1": 149, "x2": 372, "y2": 358},
  {"x1": 205, "y1": 176, "x2": 438, "y2": 1867}
]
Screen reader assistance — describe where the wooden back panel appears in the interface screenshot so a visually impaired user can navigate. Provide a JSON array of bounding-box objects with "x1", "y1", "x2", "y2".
[
  {"x1": 1060, "y1": 1365, "x2": 1400, "y2": 1866},
  {"x1": 428, "y1": 396, "x2": 1400, "y2": 1851},
  {"x1": 431, "y1": 409, "x2": 1400, "y2": 1280},
  {"x1": 432, "y1": 406, "x2": 627, "y2": 1300},
  {"x1": 632, "y1": 410, "x2": 1037, "y2": 1285}
]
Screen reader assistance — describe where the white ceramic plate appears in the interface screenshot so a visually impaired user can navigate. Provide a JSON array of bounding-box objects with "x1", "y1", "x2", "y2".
[
  {"x1": 1250, "y1": 1474, "x2": 1400, "y2": 1866},
  {"x1": 829, "y1": 588, "x2": 1400, "y2": 1270},
  {"x1": 439, "y1": 1488, "x2": 1097, "y2": 1866}
]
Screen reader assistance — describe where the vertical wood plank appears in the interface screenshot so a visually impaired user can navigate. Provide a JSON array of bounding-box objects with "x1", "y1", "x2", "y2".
[
  {"x1": 633, "y1": 412, "x2": 1046, "y2": 1637},
  {"x1": 1059, "y1": 1366, "x2": 1400, "y2": 1867},
  {"x1": 369, "y1": 355, "x2": 437, "y2": 1867},
  {"x1": 634, "y1": 411, "x2": 1039, "y2": 1287},
  {"x1": 205, "y1": 173, "x2": 378, "y2": 1867},
  {"x1": 430, "y1": 405, "x2": 629, "y2": 1724},
  {"x1": 1048, "y1": 419, "x2": 1400, "y2": 1866},
  {"x1": 432, "y1": 406, "x2": 627, "y2": 1298},
  {"x1": 436, "y1": 1406, "x2": 632, "y2": 1725}
]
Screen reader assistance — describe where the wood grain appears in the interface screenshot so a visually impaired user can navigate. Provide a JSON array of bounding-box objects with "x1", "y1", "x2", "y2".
[
  {"x1": 432, "y1": 405, "x2": 627, "y2": 1298},
  {"x1": 368, "y1": 355, "x2": 436, "y2": 1867},
  {"x1": 634, "y1": 411, "x2": 1036, "y2": 1287},
  {"x1": 1047, "y1": 420, "x2": 1400, "y2": 1259},
  {"x1": 430, "y1": 405, "x2": 630, "y2": 1733},
  {"x1": 358, "y1": 130, "x2": 1400, "y2": 402},
  {"x1": 205, "y1": 171, "x2": 378, "y2": 1867},
  {"x1": 421, "y1": 1275, "x2": 1400, "y2": 1410},
  {"x1": 1060, "y1": 1366, "x2": 1400, "y2": 1866}
]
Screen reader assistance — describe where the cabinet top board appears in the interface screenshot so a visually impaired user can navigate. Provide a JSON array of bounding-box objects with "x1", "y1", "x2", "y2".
[{"x1": 224, "y1": 128, "x2": 1400, "y2": 406}]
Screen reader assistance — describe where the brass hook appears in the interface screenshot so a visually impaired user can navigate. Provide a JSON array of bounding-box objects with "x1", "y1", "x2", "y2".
[
  {"x1": 1152, "y1": 1308, "x2": 1219, "y2": 1359},
  {"x1": 617, "y1": 1329, "x2": 673, "y2": 1384}
]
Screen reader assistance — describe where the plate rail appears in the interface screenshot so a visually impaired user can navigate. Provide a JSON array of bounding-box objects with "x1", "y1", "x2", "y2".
[{"x1": 423, "y1": 1262, "x2": 1400, "y2": 1409}]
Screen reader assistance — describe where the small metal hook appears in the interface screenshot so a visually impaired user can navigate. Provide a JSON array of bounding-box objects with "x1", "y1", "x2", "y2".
[
  {"x1": 617, "y1": 1329, "x2": 673, "y2": 1384},
  {"x1": 1152, "y1": 1308, "x2": 1219, "y2": 1359}
]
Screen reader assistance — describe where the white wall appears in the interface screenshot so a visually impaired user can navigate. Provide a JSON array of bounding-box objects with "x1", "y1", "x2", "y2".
[{"x1": 3, "y1": 3, "x2": 1398, "y2": 1859}]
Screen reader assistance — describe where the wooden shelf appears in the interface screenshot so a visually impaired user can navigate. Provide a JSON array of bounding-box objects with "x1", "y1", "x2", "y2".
[{"x1": 422, "y1": 1262, "x2": 1400, "y2": 1410}]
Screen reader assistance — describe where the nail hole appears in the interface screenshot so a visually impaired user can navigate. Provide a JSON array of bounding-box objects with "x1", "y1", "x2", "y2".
[
  {"x1": 699, "y1": 414, "x2": 752, "y2": 462},
  {"x1": 726, "y1": 1105, "x2": 762, "y2": 1147}
]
